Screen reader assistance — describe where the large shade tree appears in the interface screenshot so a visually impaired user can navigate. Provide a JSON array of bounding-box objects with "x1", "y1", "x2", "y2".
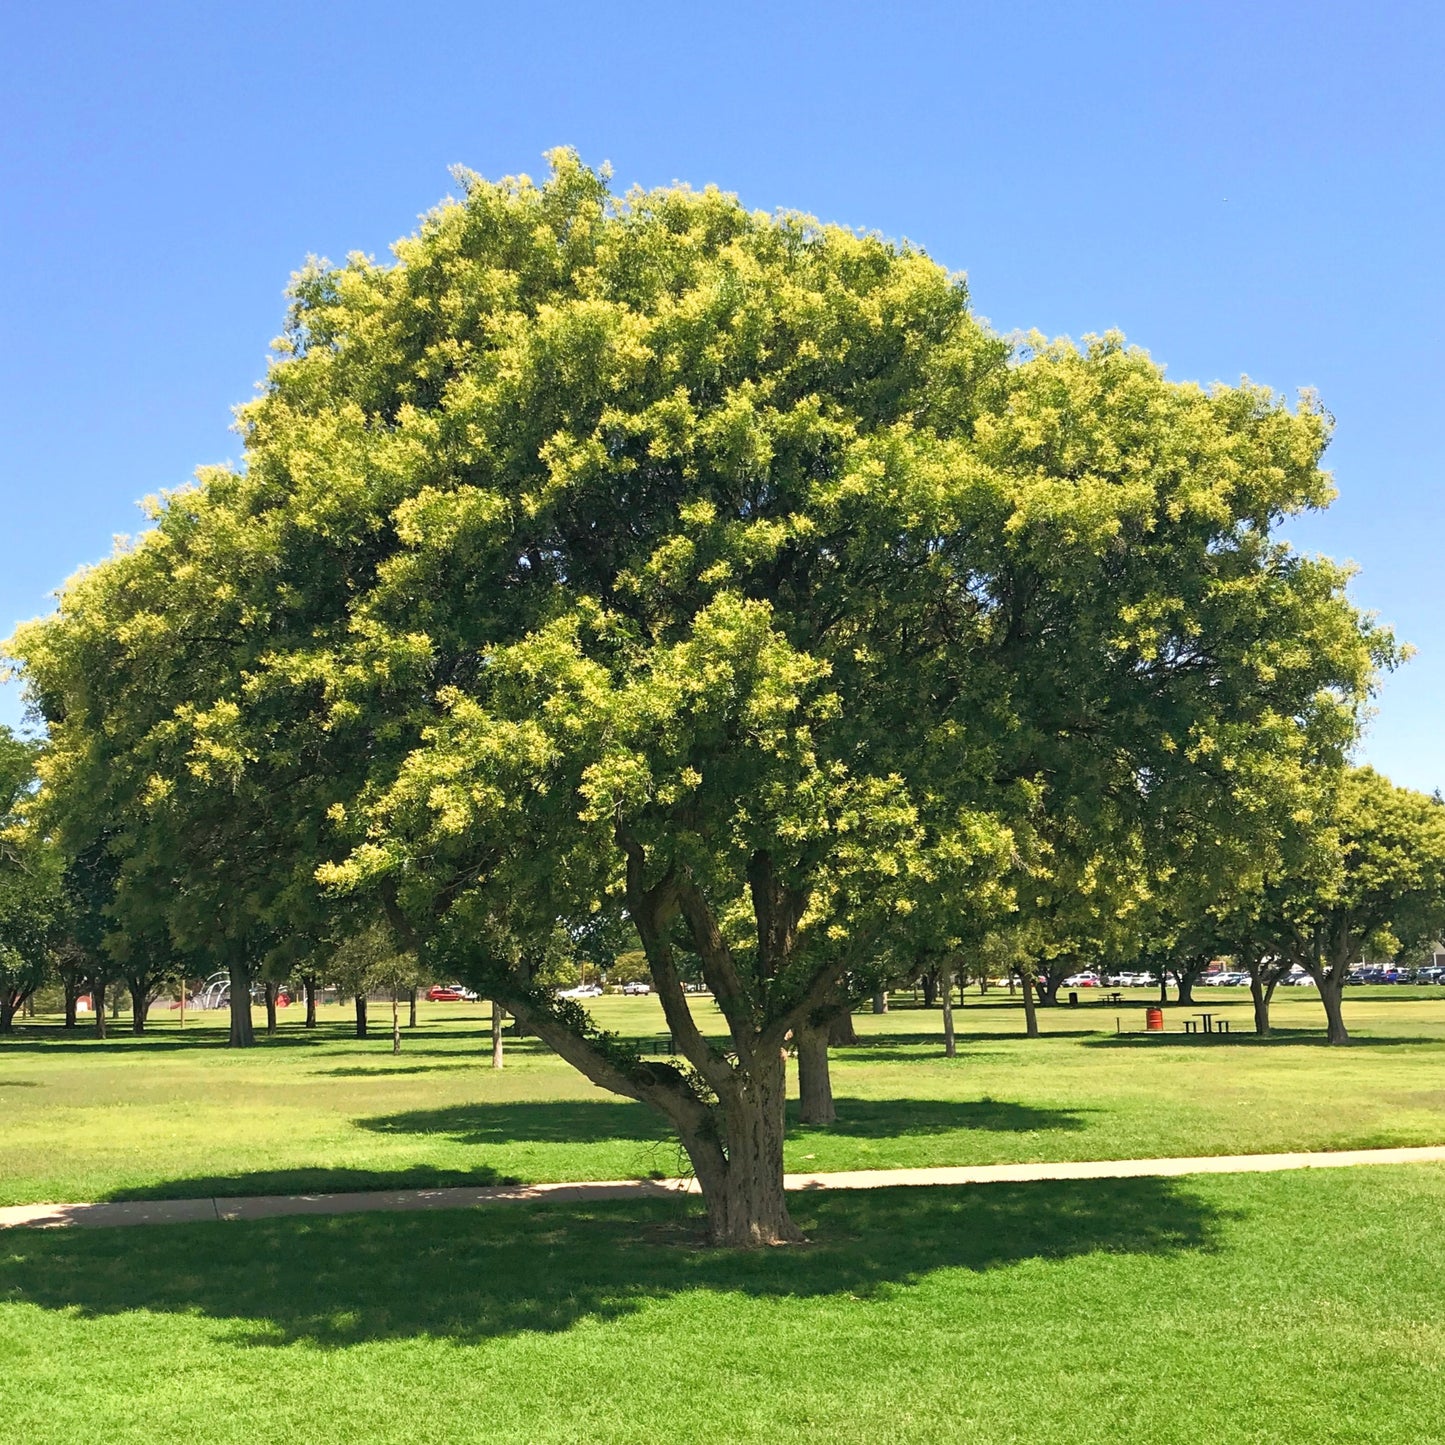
[{"x1": 8, "y1": 154, "x2": 1390, "y2": 1243}]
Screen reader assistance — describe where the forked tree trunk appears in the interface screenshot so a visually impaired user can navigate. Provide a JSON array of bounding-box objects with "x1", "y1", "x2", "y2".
[
  {"x1": 795, "y1": 1021, "x2": 835, "y2": 1125},
  {"x1": 304, "y1": 974, "x2": 317, "y2": 1028},
  {"x1": 679, "y1": 1049, "x2": 801, "y2": 1247},
  {"x1": 130, "y1": 986, "x2": 148, "y2": 1035},
  {"x1": 227, "y1": 965, "x2": 254, "y2": 1048},
  {"x1": 1249, "y1": 973, "x2": 1275, "y2": 1035},
  {"x1": 827, "y1": 1009, "x2": 858, "y2": 1047},
  {"x1": 264, "y1": 980, "x2": 278, "y2": 1035},
  {"x1": 1176, "y1": 961, "x2": 1207, "y2": 1007},
  {"x1": 354, "y1": 994, "x2": 369, "y2": 1038},
  {"x1": 1319, "y1": 978, "x2": 1350, "y2": 1045},
  {"x1": 491, "y1": 1001, "x2": 505, "y2": 1069},
  {"x1": 940, "y1": 959, "x2": 957, "y2": 1058},
  {"x1": 1020, "y1": 972, "x2": 1040, "y2": 1038},
  {"x1": 0, "y1": 998, "x2": 19, "y2": 1032}
]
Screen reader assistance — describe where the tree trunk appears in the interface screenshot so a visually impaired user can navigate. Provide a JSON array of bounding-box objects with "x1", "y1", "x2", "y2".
[
  {"x1": 264, "y1": 980, "x2": 278, "y2": 1035},
  {"x1": 1158, "y1": 973, "x2": 1169, "y2": 1004},
  {"x1": 94, "y1": 981, "x2": 108, "y2": 1040},
  {"x1": 0, "y1": 999, "x2": 17, "y2": 1032},
  {"x1": 408, "y1": 986, "x2": 418, "y2": 1028},
  {"x1": 680, "y1": 1050, "x2": 801, "y2": 1248},
  {"x1": 871, "y1": 991, "x2": 888, "y2": 1014},
  {"x1": 827, "y1": 1009, "x2": 858, "y2": 1047},
  {"x1": 491, "y1": 1001, "x2": 504, "y2": 1069},
  {"x1": 940, "y1": 960, "x2": 957, "y2": 1058},
  {"x1": 1036, "y1": 972, "x2": 1061, "y2": 1006},
  {"x1": 227, "y1": 965, "x2": 254, "y2": 1048},
  {"x1": 354, "y1": 994, "x2": 369, "y2": 1038},
  {"x1": 1020, "y1": 972, "x2": 1040, "y2": 1038},
  {"x1": 920, "y1": 971, "x2": 938, "y2": 1007},
  {"x1": 304, "y1": 974, "x2": 317, "y2": 1028},
  {"x1": 1319, "y1": 977, "x2": 1350, "y2": 1045},
  {"x1": 64, "y1": 981, "x2": 79, "y2": 1029},
  {"x1": 795, "y1": 1021, "x2": 835, "y2": 1125},
  {"x1": 1250, "y1": 974, "x2": 1269, "y2": 1035},
  {"x1": 1176, "y1": 975, "x2": 1196, "y2": 1006},
  {"x1": 130, "y1": 985, "x2": 148, "y2": 1035},
  {"x1": 391, "y1": 989, "x2": 401, "y2": 1055}
]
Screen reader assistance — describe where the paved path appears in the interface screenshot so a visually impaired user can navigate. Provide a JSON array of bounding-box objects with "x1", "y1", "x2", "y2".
[{"x1": 5, "y1": 1143, "x2": 1444, "y2": 1231}]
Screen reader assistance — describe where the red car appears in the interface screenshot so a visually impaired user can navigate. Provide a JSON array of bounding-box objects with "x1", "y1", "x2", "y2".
[{"x1": 427, "y1": 985, "x2": 465, "y2": 1001}]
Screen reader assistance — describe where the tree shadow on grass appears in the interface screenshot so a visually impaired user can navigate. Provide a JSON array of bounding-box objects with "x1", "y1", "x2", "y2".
[
  {"x1": 1087, "y1": 1029, "x2": 1441, "y2": 1050},
  {"x1": 356, "y1": 1097, "x2": 1086, "y2": 1151},
  {"x1": 0, "y1": 1024, "x2": 512, "y2": 1057},
  {"x1": 316, "y1": 1063, "x2": 483, "y2": 1078},
  {"x1": 105, "y1": 1164, "x2": 517, "y2": 1203},
  {"x1": 0, "y1": 1176, "x2": 1222, "y2": 1348},
  {"x1": 788, "y1": 1097, "x2": 1088, "y2": 1136},
  {"x1": 835, "y1": 1030, "x2": 1103, "y2": 1062}
]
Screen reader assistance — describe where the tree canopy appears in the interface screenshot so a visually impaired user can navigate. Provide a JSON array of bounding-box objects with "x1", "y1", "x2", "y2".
[{"x1": 6, "y1": 152, "x2": 1394, "y2": 1242}]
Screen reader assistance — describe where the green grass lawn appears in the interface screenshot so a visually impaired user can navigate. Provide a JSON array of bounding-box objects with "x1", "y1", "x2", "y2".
[
  {"x1": 1, "y1": 1163, "x2": 1442, "y2": 1443},
  {"x1": 2, "y1": 987, "x2": 1444, "y2": 1206}
]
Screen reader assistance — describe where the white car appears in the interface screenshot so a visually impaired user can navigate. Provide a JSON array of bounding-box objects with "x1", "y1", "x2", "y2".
[
  {"x1": 621, "y1": 981, "x2": 651, "y2": 996},
  {"x1": 558, "y1": 984, "x2": 603, "y2": 999}
]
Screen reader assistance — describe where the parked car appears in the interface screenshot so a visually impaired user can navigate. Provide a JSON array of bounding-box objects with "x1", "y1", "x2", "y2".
[
  {"x1": 427, "y1": 984, "x2": 465, "y2": 1002},
  {"x1": 558, "y1": 983, "x2": 603, "y2": 999},
  {"x1": 1062, "y1": 973, "x2": 1099, "y2": 988},
  {"x1": 621, "y1": 981, "x2": 651, "y2": 996}
]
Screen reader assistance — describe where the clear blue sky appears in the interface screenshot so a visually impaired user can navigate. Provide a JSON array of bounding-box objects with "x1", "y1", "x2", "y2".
[{"x1": 2, "y1": 2, "x2": 1440, "y2": 789}]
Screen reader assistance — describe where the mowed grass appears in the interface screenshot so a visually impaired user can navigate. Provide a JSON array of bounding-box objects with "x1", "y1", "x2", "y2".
[
  {"x1": 1, "y1": 1164, "x2": 1443, "y2": 1443},
  {"x1": 2, "y1": 988, "x2": 1445, "y2": 1206}
]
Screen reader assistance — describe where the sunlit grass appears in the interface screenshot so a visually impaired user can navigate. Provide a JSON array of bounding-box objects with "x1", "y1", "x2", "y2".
[
  {"x1": 1, "y1": 987, "x2": 1443, "y2": 1205},
  {"x1": 2, "y1": 1164, "x2": 1443, "y2": 1443}
]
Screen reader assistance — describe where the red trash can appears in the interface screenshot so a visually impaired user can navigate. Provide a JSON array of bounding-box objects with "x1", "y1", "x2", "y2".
[{"x1": 1146, "y1": 1007, "x2": 1164, "y2": 1031}]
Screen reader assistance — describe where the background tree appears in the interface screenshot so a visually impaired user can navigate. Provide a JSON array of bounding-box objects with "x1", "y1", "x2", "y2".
[
  {"x1": 0, "y1": 727, "x2": 60, "y2": 1032},
  {"x1": 1276, "y1": 769, "x2": 1445, "y2": 1044}
]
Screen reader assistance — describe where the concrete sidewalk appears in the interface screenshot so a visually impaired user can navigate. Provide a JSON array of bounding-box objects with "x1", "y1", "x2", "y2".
[{"x1": 5, "y1": 1143, "x2": 1445, "y2": 1231}]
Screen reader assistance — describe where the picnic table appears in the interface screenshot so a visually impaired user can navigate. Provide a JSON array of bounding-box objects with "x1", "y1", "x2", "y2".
[{"x1": 1184, "y1": 1011, "x2": 1230, "y2": 1035}]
